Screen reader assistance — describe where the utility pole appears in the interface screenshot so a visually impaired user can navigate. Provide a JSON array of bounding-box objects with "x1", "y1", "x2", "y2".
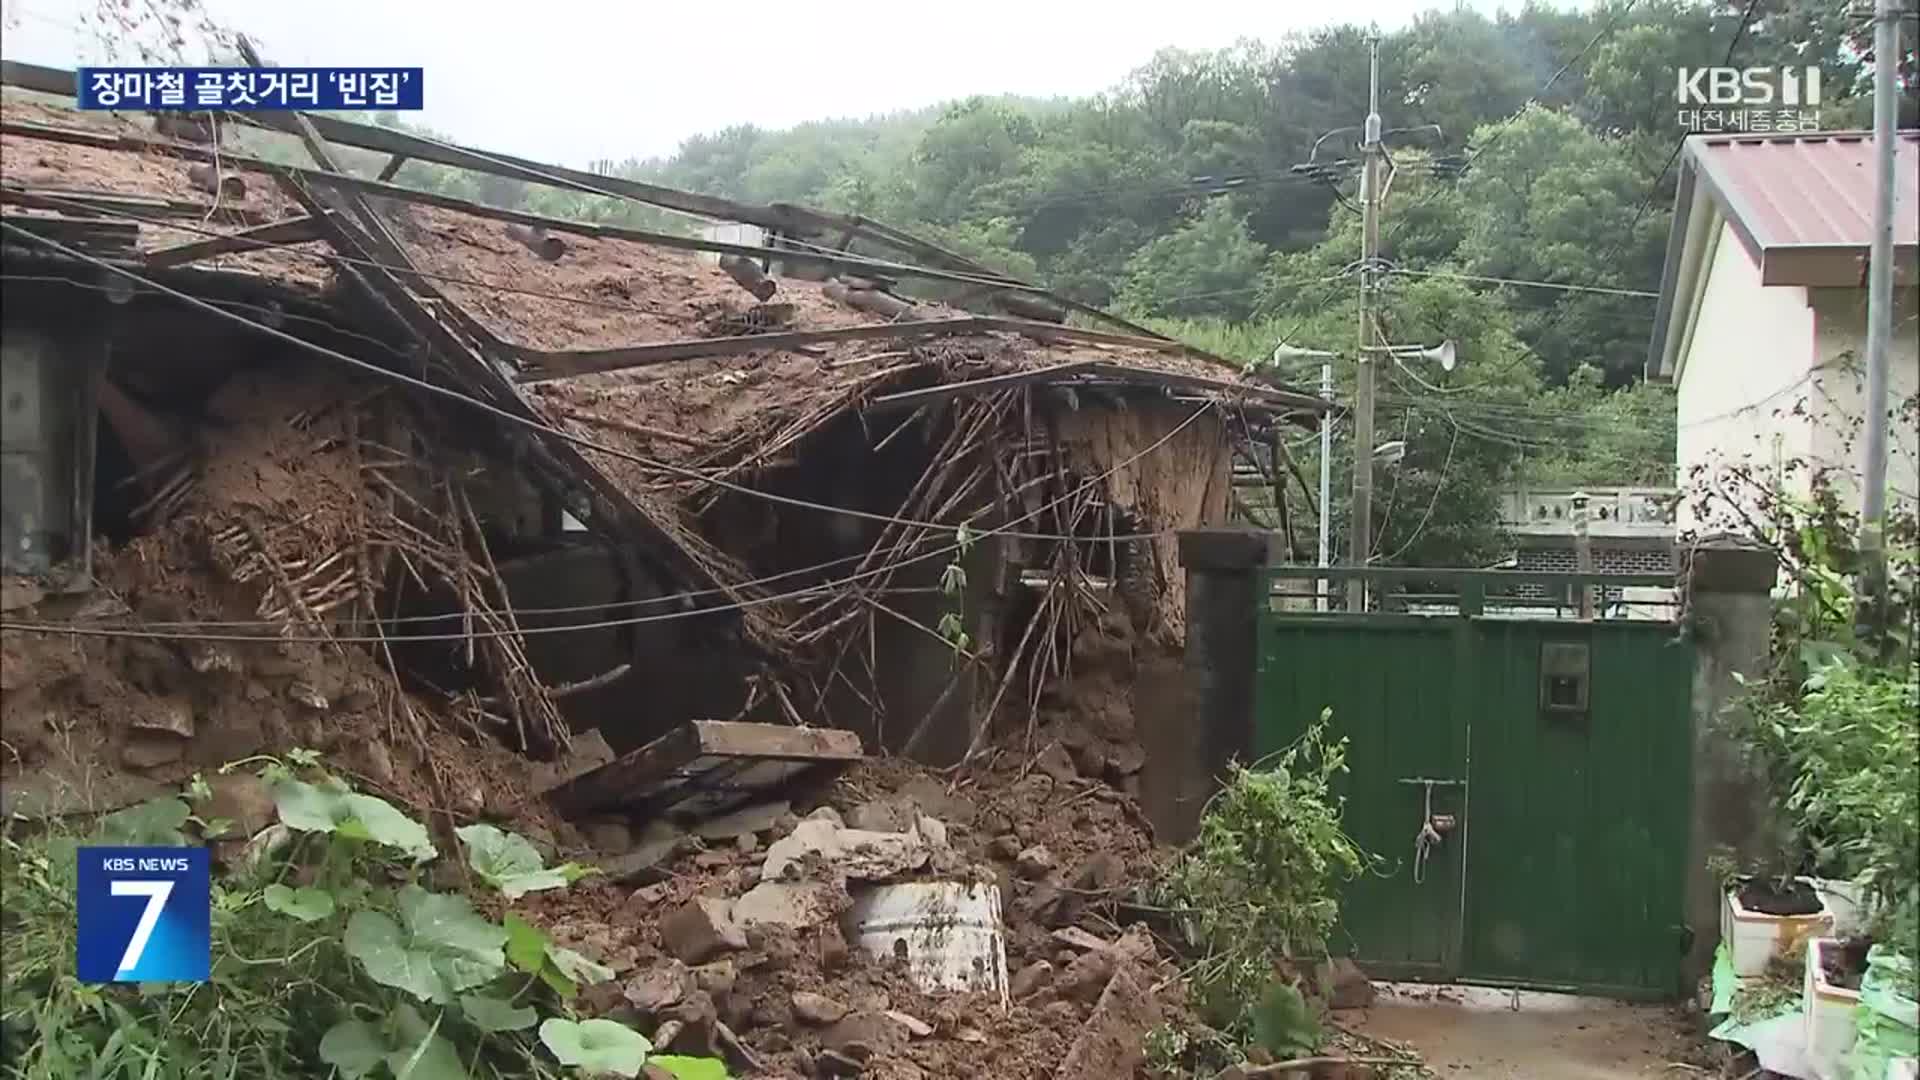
[
  {"x1": 1319, "y1": 360, "x2": 1333, "y2": 612},
  {"x1": 1859, "y1": 0, "x2": 1901, "y2": 636},
  {"x1": 1350, "y1": 33, "x2": 1385, "y2": 611}
]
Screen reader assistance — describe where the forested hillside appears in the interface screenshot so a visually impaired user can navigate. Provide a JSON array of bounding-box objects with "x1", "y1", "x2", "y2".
[{"x1": 332, "y1": 0, "x2": 1911, "y2": 566}]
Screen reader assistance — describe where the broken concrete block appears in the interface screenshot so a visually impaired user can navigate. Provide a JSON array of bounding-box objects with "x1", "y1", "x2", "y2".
[
  {"x1": 1017, "y1": 845, "x2": 1057, "y2": 880},
  {"x1": 691, "y1": 799, "x2": 790, "y2": 841},
  {"x1": 821, "y1": 1011, "x2": 907, "y2": 1061},
  {"x1": 1051, "y1": 927, "x2": 1111, "y2": 953},
  {"x1": 1010, "y1": 960, "x2": 1054, "y2": 1000},
  {"x1": 791, "y1": 991, "x2": 848, "y2": 1026},
  {"x1": 692, "y1": 960, "x2": 737, "y2": 997},
  {"x1": 1059, "y1": 948, "x2": 1119, "y2": 1004},
  {"x1": 731, "y1": 881, "x2": 840, "y2": 932},
  {"x1": 1055, "y1": 965, "x2": 1163, "y2": 1080},
  {"x1": 760, "y1": 817, "x2": 928, "y2": 883},
  {"x1": 886, "y1": 1010, "x2": 933, "y2": 1038},
  {"x1": 533, "y1": 728, "x2": 616, "y2": 794},
  {"x1": 913, "y1": 814, "x2": 948, "y2": 849},
  {"x1": 658, "y1": 898, "x2": 746, "y2": 964},
  {"x1": 805, "y1": 805, "x2": 844, "y2": 827},
  {"x1": 622, "y1": 964, "x2": 690, "y2": 1014}
]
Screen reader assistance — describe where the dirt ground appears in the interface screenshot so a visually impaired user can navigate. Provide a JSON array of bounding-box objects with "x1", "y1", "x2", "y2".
[{"x1": 1350, "y1": 984, "x2": 1701, "y2": 1080}]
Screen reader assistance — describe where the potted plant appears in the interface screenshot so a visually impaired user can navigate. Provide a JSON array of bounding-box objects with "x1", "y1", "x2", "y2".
[
  {"x1": 1711, "y1": 845, "x2": 1834, "y2": 978},
  {"x1": 1804, "y1": 934, "x2": 1872, "y2": 1076}
]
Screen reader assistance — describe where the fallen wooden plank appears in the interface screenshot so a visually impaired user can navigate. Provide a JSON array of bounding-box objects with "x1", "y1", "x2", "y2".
[
  {"x1": 143, "y1": 213, "x2": 329, "y2": 269},
  {"x1": 0, "y1": 213, "x2": 140, "y2": 258},
  {"x1": 546, "y1": 720, "x2": 864, "y2": 818},
  {"x1": 0, "y1": 184, "x2": 270, "y2": 227}
]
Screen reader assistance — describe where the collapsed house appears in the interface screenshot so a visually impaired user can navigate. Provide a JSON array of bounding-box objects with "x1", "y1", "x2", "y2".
[
  {"x1": 0, "y1": 67, "x2": 1324, "y2": 841},
  {"x1": 0, "y1": 63, "x2": 1360, "y2": 1080}
]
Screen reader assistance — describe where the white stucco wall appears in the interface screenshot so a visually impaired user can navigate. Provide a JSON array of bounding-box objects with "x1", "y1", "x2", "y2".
[
  {"x1": 1806, "y1": 286, "x2": 1920, "y2": 513},
  {"x1": 1674, "y1": 220, "x2": 1817, "y2": 530}
]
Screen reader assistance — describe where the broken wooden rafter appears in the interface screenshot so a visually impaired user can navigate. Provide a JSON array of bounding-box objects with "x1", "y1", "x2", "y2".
[
  {"x1": 0, "y1": 183, "x2": 268, "y2": 227},
  {"x1": 142, "y1": 212, "x2": 330, "y2": 269},
  {"x1": 718, "y1": 253, "x2": 776, "y2": 301},
  {"x1": 545, "y1": 719, "x2": 863, "y2": 818},
  {"x1": 375, "y1": 154, "x2": 409, "y2": 183}
]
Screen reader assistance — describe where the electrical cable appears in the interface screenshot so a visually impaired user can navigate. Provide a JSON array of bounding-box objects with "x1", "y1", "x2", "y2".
[{"x1": 1386, "y1": 266, "x2": 1660, "y2": 299}]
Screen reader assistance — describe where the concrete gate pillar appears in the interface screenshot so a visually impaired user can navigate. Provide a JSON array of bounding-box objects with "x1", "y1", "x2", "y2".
[
  {"x1": 1683, "y1": 535, "x2": 1782, "y2": 982},
  {"x1": 1151, "y1": 528, "x2": 1278, "y2": 844}
]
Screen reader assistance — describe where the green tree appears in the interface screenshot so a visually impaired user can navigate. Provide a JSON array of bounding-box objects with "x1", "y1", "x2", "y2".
[{"x1": 1116, "y1": 200, "x2": 1270, "y2": 320}]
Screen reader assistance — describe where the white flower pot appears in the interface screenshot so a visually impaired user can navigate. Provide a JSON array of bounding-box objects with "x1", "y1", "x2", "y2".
[
  {"x1": 1721, "y1": 884, "x2": 1834, "y2": 978},
  {"x1": 1804, "y1": 937, "x2": 1864, "y2": 1080},
  {"x1": 1804, "y1": 876, "x2": 1875, "y2": 937}
]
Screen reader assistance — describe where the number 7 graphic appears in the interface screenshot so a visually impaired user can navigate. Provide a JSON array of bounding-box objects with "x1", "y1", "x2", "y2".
[{"x1": 110, "y1": 880, "x2": 174, "y2": 974}]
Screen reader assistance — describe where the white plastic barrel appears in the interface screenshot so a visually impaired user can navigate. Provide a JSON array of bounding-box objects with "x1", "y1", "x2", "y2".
[{"x1": 843, "y1": 882, "x2": 1010, "y2": 1008}]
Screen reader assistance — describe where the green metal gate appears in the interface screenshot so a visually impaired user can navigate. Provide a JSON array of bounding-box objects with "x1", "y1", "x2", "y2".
[{"x1": 1255, "y1": 567, "x2": 1695, "y2": 1000}]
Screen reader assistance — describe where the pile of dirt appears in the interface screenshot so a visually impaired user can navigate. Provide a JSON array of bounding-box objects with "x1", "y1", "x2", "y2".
[{"x1": 520, "y1": 752, "x2": 1184, "y2": 1080}]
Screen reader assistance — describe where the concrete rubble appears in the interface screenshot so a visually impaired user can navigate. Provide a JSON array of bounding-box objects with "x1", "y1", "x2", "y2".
[{"x1": 547, "y1": 753, "x2": 1197, "y2": 1080}]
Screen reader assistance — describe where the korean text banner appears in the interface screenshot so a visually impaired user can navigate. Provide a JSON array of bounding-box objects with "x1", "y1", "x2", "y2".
[{"x1": 76, "y1": 67, "x2": 424, "y2": 111}]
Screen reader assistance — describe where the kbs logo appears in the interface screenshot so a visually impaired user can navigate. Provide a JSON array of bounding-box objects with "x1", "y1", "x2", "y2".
[
  {"x1": 76, "y1": 846, "x2": 210, "y2": 983},
  {"x1": 1676, "y1": 67, "x2": 1822, "y2": 106},
  {"x1": 1675, "y1": 67, "x2": 1823, "y2": 134}
]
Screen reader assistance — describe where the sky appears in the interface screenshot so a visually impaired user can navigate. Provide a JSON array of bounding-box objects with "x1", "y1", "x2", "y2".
[{"x1": 2, "y1": 0, "x2": 1539, "y2": 168}]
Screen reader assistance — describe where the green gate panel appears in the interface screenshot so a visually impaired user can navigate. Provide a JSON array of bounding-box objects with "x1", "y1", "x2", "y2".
[
  {"x1": 1255, "y1": 580, "x2": 1695, "y2": 1000},
  {"x1": 1461, "y1": 621, "x2": 1694, "y2": 998},
  {"x1": 1258, "y1": 617, "x2": 1469, "y2": 980}
]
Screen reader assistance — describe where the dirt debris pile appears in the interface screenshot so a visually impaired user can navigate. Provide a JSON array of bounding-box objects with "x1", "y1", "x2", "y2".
[{"x1": 522, "y1": 753, "x2": 1185, "y2": 1079}]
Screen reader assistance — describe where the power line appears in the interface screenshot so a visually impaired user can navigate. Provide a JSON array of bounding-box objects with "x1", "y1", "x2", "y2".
[
  {"x1": 0, "y1": 219, "x2": 1232, "y2": 545},
  {"x1": 1387, "y1": 267, "x2": 1660, "y2": 299}
]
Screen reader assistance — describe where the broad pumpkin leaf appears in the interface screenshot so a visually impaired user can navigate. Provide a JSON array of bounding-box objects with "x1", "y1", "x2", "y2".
[
  {"x1": 455, "y1": 824, "x2": 592, "y2": 899},
  {"x1": 343, "y1": 886, "x2": 507, "y2": 1004},
  {"x1": 650, "y1": 1056, "x2": 731, "y2": 1080},
  {"x1": 272, "y1": 779, "x2": 436, "y2": 861},
  {"x1": 388, "y1": 1004, "x2": 470, "y2": 1080},
  {"x1": 538, "y1": 1018, "x2": 651, "y2": 1077},
  {"x1": 262, "y1": 884, "x2": 335, "y2": 923},
  {"x1": 318, "y1": 1019, "x2": 387, "y2": 1079},
  {"x1": 458, "y1": 992, "x2": 537, "y2": 1033},
  {"x1": 96, "y1": 798, "x2": 191, "y2": 847},
  {"x1": 503, "y1": 912, "x2": 549, "y2": 974}
]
